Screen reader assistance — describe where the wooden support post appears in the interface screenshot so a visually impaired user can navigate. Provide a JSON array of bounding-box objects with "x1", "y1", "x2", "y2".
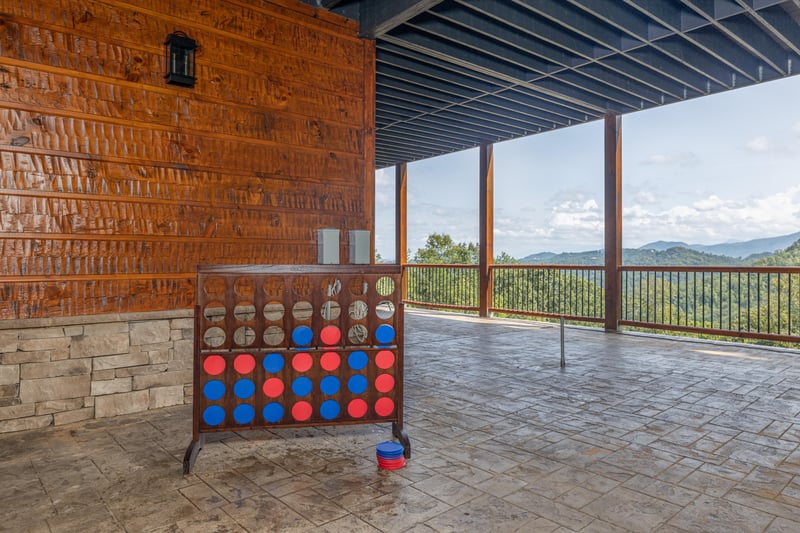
[
  {"x1": 396, "y1": 163, "x2": 408, "y2": 300},
  {"x1": 479, "y1": 142, "x2": 494, "y2": 317},
  {"x1": 364, "y1": 40, "x2": 377, "y2": 263},
  {"x1": 604, "y1": 114, "x2": 622, "y2": 331}
]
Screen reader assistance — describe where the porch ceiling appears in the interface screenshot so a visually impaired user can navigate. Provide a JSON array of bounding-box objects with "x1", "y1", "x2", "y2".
[{"x1": 300, "y1": 0, "x2": 800, "y2": 169}]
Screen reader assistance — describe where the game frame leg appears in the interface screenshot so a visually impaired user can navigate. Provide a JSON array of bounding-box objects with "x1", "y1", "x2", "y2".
[{"x1": 183, "y1": 434, "x2": 206, "y2": 474}]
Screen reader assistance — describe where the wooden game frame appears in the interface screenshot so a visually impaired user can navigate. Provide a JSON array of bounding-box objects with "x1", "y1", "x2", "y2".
[{"x1": 183, "y1": 264, "x2": 409, "y2": 473}]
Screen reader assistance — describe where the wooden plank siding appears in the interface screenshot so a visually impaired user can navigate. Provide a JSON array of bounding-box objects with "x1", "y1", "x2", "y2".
[{"x1": 0, "y1": 0, "x2": 376, "y2": 319}]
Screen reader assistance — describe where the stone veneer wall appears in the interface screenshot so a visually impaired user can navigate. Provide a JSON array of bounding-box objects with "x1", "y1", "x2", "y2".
[{"x1": 0, "y1": 310, "x2": 194, "y2": 433}]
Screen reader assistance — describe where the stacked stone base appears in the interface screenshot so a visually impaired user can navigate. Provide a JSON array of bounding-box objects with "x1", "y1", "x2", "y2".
[{"x1": 0, "y1": 310, "x2": 194, "y2": 433}]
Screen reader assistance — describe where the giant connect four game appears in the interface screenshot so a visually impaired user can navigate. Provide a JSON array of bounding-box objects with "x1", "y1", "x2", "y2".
[{"x1": 183, "y1": 265, "x2": 408, "y2": 473}]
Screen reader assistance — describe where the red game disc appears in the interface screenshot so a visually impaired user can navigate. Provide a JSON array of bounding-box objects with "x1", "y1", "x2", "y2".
[
  {"x1": 292, "y1": 401, "x2": 313, "y2": 421},
  {"x1": 375, "y1": 350, "x2": 395, "y2": 369},
  {"x1": 320, "y1": 351, "x2": 341, "y2": 371},
  {"x1": 292, "y1": 352, "x2": 313, "y2": 372},
  {"x1": 347, "y1": 398, "x2": 368, "y2": 418},
  {"x1": 378, "y1": 456, "x2": 403, "y2": 465},
  {"x1": 203, "y1": 355, "x2": 225, "y2": 376},
  {"x1": 320, "y1": 325, "x2": 341, "y2": 346},
  {"x1": 262, "y1": 378, "x2": 284, "y2": 398},
  {"x1": 374, "y1": 397, "x2": 395, "y2": 417},
  {"x1": 377, "y1": 459, "x2": 406, "y2": 470},
  {"x1": 233, "y1": 353, "x2": 255, "y2": 374},
  {"x1": 375, "y1": 373, "x2": 395, "y2": 393}
]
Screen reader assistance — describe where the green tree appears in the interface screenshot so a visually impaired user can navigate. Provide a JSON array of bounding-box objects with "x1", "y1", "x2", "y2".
[
  {"x1": 495, "y1": 251, "x2": 519, "y2": 264},
  {"x1": 751, "y1": 239, "x2": 800, "y2": 266},
  {"x1": 412, "y1": 233, "x2": 479, "y2": 264}
]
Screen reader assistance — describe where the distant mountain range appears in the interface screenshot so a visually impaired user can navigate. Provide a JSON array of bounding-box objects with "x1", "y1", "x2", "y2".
[
  {"x1": 637, "y1": 231, "x2": 800, "y2": 258},
  {"x1": 520, "y1": 231, "x2": 800, "y2": 266}
]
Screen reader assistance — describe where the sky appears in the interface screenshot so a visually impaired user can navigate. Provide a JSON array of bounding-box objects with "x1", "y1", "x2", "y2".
[{"x1": 374, "y1": 75, "x2": 800, "y2": 261}]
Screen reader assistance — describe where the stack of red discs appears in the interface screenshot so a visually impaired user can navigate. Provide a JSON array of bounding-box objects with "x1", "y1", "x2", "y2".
[{"x1": 376, "y1": 441, "x2": 405, "y2": 470}]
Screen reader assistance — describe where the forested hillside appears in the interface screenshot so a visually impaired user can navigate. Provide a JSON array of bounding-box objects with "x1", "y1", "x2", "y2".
[
  {"x1": 405, "y1": 234, "x2": 800, "y2": 345},
  {"x1": 751, "y1": 239, "x2": 800, "y2": 266},
  {"x1": 521, "y1": 247, "x2": 746, "y2": 266},
  {"x1": 520, "y1": 240, "x2": 800, "y2": 266}
]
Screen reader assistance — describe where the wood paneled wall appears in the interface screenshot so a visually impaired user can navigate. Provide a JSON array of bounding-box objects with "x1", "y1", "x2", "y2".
[{"x1": 0, "y1": 0, "x2": 376, "y2": 319}]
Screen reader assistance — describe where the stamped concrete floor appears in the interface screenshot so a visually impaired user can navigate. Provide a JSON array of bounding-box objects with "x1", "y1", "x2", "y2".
[{"x1": 3, "y1": 309, "x2": 800, "y2": 532}]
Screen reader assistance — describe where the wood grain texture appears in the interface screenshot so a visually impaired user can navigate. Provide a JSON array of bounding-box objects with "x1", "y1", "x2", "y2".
[{"x1": 0, "y1": 0, "x2": 375, "y2": 319}]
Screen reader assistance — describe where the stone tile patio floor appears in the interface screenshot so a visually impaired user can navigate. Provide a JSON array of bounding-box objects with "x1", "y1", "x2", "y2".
[{"x1": 3, "y1": 308, "x2": 800, "y2": 532}]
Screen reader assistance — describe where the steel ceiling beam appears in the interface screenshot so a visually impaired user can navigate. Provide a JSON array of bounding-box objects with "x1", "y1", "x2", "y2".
[
  {"x1": 381, "y1": 33, "x2": 609, "y2": 113},
  {"x1": 404, "y1": 16, "x2": 557, "y2": 75},
  {"x1": 681, "y1": 1, "x2": 788, "y2": 75},
  {"x1": 458, "y1": 0, "x2": 602, "y2": 58},
  {"x1": 741, "y1": 3, "x2": 800, "y2": 56},
  {"x1": 428, "y1": 3, "x2": 581, "y2": 68},
  {"x1": 357, "y1": 0, "x2": 445, "y2": 38},
  {"x1": 425, "y1": 3, "x2": 675, "y2": 108},
  {"x1": 302, "y1": 0, "x2": 800, "y2": 168},
  {"x1": 378, "y1": 43, "x2": 599, "y2": 121}
]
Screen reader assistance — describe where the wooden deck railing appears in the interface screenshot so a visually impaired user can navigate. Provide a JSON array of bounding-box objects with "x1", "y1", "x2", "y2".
[
  {"x1": 489, "y1": 264, "x2": 604, "y2": 323},
  {"x1": 404, "y1": 264, "x2": 479, "y2": 312},
  {"x1": 620, "y1": 266, "x2": 800, "y2": 343},
  {"x1": 403, "y1": 263, "x2": 800, "y2": 343}
]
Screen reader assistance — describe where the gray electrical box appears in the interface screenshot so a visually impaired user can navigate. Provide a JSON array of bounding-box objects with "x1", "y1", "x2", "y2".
[
  {"x1": 349, "y1": 230, "x2": 371, "y2": 264},
  {"x1": 317, "y1": 229, "x2": 340, "y2": 264}
]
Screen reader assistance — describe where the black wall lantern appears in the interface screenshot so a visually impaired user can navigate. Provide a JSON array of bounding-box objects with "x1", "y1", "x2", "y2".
[{"x1": 165, "y1": 31, "x2": 197, "y2": 88}]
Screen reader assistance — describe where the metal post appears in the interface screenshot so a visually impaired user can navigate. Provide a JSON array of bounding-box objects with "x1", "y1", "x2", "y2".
[
  {"x1": 396, "y1": 163, "x2": 408, "y2": 301},
  {"x1": 479, "y1": 142, "x2": 494, "y2": 317},
  {"x1": 604, "y1": 114, "x2": 622, "y2": 331},
  {"x1": 560, "y1": 316, "x2": 565, "y2": 368}
]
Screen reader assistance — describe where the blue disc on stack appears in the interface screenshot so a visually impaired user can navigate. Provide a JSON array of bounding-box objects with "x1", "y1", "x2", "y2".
[
  {"x1": 376, "y1": 440, "x2": 406, "y2": 470},
  {"x1": 376, "y1": 441, "x2": 404, "y2": 459}
]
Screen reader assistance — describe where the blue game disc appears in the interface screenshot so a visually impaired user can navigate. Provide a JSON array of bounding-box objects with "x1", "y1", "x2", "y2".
[
  {"x1": 263, "y1": 353, "x2": 285, "y2": 373},
  {"x1": 291, "y1": 326, "x2": 313, "y2": 347},
  {"x1": 320, "y1": 375, "x2": 340, "y2": 396},
  {"x1": 320, "y1": 400, "x2": 340, "y2": 420},
  {"x1": 202, "y1": 405, "x2": 225, "y2": 426},
  {"x1": 348, "y1": 350, "x2": 368, "y2": 370},
  {"x1": 263, "y1": 402, "x2": 284, "y2": 423},
  {"x1": 348, "y1": 374, "x2": 368, "y2": 394},
  {"x1": 233, "y1": 404, "x2": 255, "y2": 424},
  {"x1": 233, "y1": 378, "x2": 256, "y2": 399},
  {"x1": 375, "y1": 324, "x2": 395, "y2": 345},
  {"x1": 202, "y1": 380, "x2": 225, "y2": 401},
  {"x1": 291, "y1": 376, "x2": 313, "y2": 397},
  {"x1": 376, "y1": 441, "x2": 404, "y2": 458}
]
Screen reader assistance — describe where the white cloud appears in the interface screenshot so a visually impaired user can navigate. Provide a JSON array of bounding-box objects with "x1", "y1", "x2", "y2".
[
  {"x1": 623, "y1": 186, "x2": 800, "y2": 246},
  {"x1": 492, "y1": 195, "x2": 604, "y2": 254},
  {"x1": 743, "y1": 133, "x2": 799, "y2": 154},
  {"x1": 405, "y1": 202, "x2": 479, "y2": 253},
  {"x1": 546, "y1": 200, "x2": 602, "y2": 236},
  {"x1": 634, "y1": 191, "x2": 656, "y2": 204},
  {"x1": 381, "y1": 177, "x2": 800, "y2": 258},
  {"x1": 374, "y1": 169, "x2": 395, "y2": 208},
  {"x1": 641, "y1": 152, "x2": 700, "y2": 166},
  {"x1": 692, "y1": 195, "x2": 735, "y2": 211},
  {"x1": 745, "y1": 135, "x2": 771, "y2": 152}
]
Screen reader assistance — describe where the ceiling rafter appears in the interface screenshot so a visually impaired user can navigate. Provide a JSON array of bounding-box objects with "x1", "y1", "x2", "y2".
[
  {"x1": 304, "y1": 0, "x2": 800, "y2": 168},
  {"x1": 681, "y1": 0, "x2": 788, "y2": 75},
  {"x1": 427, "y1": 3, "x2": 673, "y2": 107},
  {"x1": 377, "y1": 43, "x2": 597, "y2": 122}
]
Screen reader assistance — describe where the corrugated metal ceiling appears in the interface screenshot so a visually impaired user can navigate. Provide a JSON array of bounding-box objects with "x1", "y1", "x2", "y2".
[{"x1": 300, "y1": 0, "x2": 800, "y2": 169}]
